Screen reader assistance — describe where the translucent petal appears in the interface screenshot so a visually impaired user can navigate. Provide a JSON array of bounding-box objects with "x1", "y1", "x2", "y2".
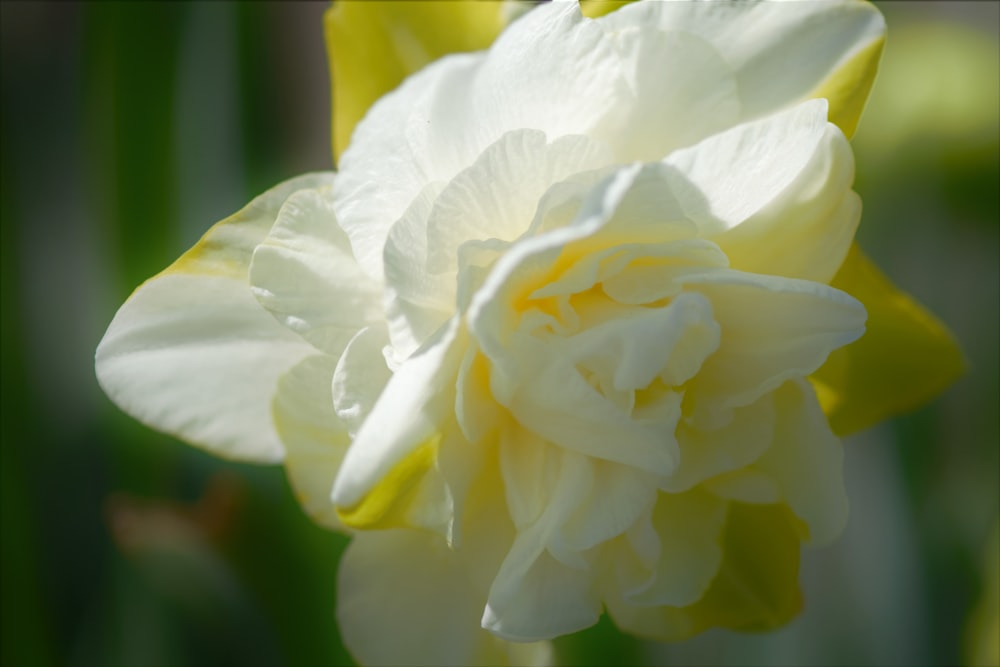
[
  {"x1": 249, "y1": 186, "x2": 383, "y2": 357},
  {"x1": 95, "y1": 174, "x2": 331, "y2": 462},
  {"x1": 602, "y1": 0, "x2": 885, "y2": 132},
  {"x1": 273, "y1": 354, "x2": 349, "y2": 531},
  {"x1": 756, "y1": 380, "x2": 847, "y2": 546},
  {"x1": 665, "y1": 99, "x2": 859, "y2": 283},
  {"x1": 338, "y1": 528, "x2": 551, "y2": 667},
  {"x1": 628, "y1": 488, "x2": 728, "y2": 608},
  {"x1": 607, "y1": 503, "x2": 803, "y2": 642},
  {"x1": 324, "y1": 1, "x2": 504, "y2": 161}
]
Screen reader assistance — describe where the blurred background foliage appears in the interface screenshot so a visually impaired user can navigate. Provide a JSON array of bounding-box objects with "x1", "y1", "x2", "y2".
[{"x1": 1, "y1": 2, "x2": 996, "y2": 666}]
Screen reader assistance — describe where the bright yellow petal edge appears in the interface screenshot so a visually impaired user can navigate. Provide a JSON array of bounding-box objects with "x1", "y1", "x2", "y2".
[
  {"x1": 812, "y1": 244, "x2": 966, "y2": 436},
  {"x1": 809, "y1": 36, "x2": 885, "y2": 140},
  {"x1": 336, "y1": 433, "x2": 442, "y2": 530}
]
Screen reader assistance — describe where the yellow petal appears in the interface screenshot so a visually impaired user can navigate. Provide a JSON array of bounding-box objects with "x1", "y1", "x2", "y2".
[
  {"x1": 324, "y1": 1, "x2": 504, "y2": 162},
  {"x1": 683, "y1": 502, "x2": 803, "y2": 634},
  {"x1": 607, "y1": 502, "x2": 803, "y2": 641},
  {"x1": 335, "y1": 433, "x2": 441, "y2": 530},
  {"x1": 811, "y1": 244, "x2": 965, "y2": 436},
  {"x1": 808, "y1": 35, "x2": 885, "y2": 139},
  {"x1": 579, "y1": 0, "x2": 632, "y2": 19}
]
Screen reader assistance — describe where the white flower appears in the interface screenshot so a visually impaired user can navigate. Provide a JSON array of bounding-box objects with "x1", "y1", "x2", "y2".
[{"x1": 96, "y1": 2, "x2": 886, "y2": 665}]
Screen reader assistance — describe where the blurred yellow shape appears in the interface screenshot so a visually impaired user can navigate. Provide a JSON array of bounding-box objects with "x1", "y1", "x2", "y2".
[{"x1": 812, "y1": 245, "x2": 965, "y2": 436}]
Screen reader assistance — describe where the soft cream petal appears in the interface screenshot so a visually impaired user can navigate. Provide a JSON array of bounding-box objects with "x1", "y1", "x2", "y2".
[
  {"x1": 331, "y1": 318, "x2": 463, "y2": 529},
  {"x1": 249, "y1": 186, "x2": 383, "y2": 357},
  {"x1": 602, "y1": 0, "x2": 885, "y2": 128},
  {"x1": 333, "y1": 1, "x2": 625, "y2": 279},
  {"x1": 664, "y1": 100, "x2": 827, "y2": 233},
  {"x1": 273, "y1": 353, "x2": 349, "y2": 531},
  {"x1": 663, "y1": 394, "x2": 776, "y2": 494},
  {"x1": 665, "y1": 99, "x2": 859, "y2": 283},
  {"x1": 599, "y1": 21, "x2": 741, "y2": 160},
  {"x1": 383, "y1": 181, "x2": 454, "y2": 359},
  {"x1": 97, "y1": 274, "x2": 316, "y2": 463},
  {"x1": 425, "y1": 129, "x2": 611, "y2": 273},
  {"x1": 338, "y1": 528, "x2": 550, "y2": 667},
  {"x1": 331, "y1": 325, "x2": 392, "y2": 437},
  {"x1": 483, "y1": 546, "x2": 600, "y2": 642},
  {"x1": 755, "y1": 380, "x2": 848, "y2": 545},
  {"x1": 629, "y1": 488, "x2": 728, "y2": 608},
  {"x1": 96, "y1": 174, "x2": 330, "y2": 463},
  {"x1": 681, "y1": 269, "x2": 866, "y2": 427}
]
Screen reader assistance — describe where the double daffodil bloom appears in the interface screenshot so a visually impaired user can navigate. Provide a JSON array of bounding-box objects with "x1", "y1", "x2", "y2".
[{"x1": 97, "y1": 2, "x2": 963, "y2": 665}]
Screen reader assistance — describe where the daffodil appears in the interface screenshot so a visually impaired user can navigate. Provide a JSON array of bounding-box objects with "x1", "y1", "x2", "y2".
[{"x1": 96, "y1": 2, "x2": 964, "y2": 665}]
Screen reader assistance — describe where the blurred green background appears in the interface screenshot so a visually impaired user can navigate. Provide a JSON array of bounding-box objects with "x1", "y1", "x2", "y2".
[{"x1": 1, "y1": 2, "x2": 997, "y2": 665}]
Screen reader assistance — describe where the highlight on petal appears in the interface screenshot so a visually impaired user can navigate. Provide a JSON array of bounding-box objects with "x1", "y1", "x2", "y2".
[
  {"x1": 602, "y1": 0, "x2": 885, "y2": 129},
  {"x1": 96, "y1": 174, "x2": 333, "y2": 462},
  {"x1": 666, "y1": 99, "x2": 860, "y2": 284},
  {"x1": 812, "y1": 245, "x2": 966, "y2": 435},
  {"x1": 324, "y1": 0, "x2": 504, "y2": 161}
]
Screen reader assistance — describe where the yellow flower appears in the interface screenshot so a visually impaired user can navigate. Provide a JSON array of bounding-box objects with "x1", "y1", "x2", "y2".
[{"x1": 96, "y1": 2, "x2": 963, "y2": 665}]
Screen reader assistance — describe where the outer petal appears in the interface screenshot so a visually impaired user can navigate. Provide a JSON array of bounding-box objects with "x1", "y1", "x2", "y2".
[
  {"x1": 680, "y1": 269, "x2": 866, "y2": 427},
  {"x1": 337, "y1": 528, "x2": 551, "y2": 667},
  {"x1": 628, "y1": 488, "x2": 728, "y2": 608},
  {"x1": 249, "y1": 186, "x2": 383, "y2": 358},
  {"x1": 333, "y1": 2, "x2": 624, "y2": 279},
  {"x1": 665, "y1": 99, "x2": 859, "y2": 284},
  {"x1": 324, "y1": 1, "x2": 505, "y2": 162},
  {"x1": 331, "y1": 317, "x2": 464, "y2": 531},
  {"x1": 602, "y1": 0, "x2": 885, "y2": 134},
  {"x1": 812, "y1": 245, "x2": 966, "y2": 435},
  {"x1": 273, "y1": 353, "x2": 350, "y2": 531},
  {"x1": 755, "y1": 380, "x2": 847, "y2": 546},
  {"x1": 606, "y1": 502, "x2": 803, "y2": 642},
  {"x1": 95, "y1": 174, "x2": 331, "y2": 462}
]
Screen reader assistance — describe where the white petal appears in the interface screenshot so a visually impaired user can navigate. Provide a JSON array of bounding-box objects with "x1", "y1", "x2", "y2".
[
  {"x1": 483, "y1": 546, "x2": 600, "y2": 642},
  {"x1": 425, "y1": 129, "x2": 611, "y2": 273},
  {"x1": 249, "y1": 186, "x2": 382, "y2": 357},
  {"x1": 680, "y1": 269, "x2": 866, "y2": 427},
  {"x1": 600, "y1": 19, "x2": 741, "y2": 160},
  {"x1": 664, "y1": 99, "x2": 858, "y2": 282},
  {"x1": 664, "y1": 393, "x2": 776, "y2": 494},
  {"x1": 338, "y1": 528, "x2": 551, "y2": 667},
  {"x1": 755, "y1": 380, "x2": 848, "y2": 545},
  {"x1": 603, "y1": 0, "x2": 885, "y2": 125},
  {"x1": 273, "y1": 353, "x2": 349, "y2": 530},
  {"x1": 628, "y1": 488, "x2": 728, "y2": 607},
  {"x1": 383, "y1": 181, "x2": 454, "y2": 358},
  {"x1": 331, "y1": 325, "x2": 392, "y2": 437},
  {"x1": 96, "y1": 174, "x2": 330, "y2": 462},
  {"x1": 331, "y1": 317, "x2": 463, "y2": 521},
  {"x1": 334, "y1": 1, "x2": 624, "y2": 279},
  {"x1": 665, "y1": 99, "x2": 826, "y2": 233}
]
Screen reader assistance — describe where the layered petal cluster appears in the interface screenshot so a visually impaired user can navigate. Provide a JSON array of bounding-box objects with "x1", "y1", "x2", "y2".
[{"x1": 95, "y1": 2, "x2": 960, "y2": 665}]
